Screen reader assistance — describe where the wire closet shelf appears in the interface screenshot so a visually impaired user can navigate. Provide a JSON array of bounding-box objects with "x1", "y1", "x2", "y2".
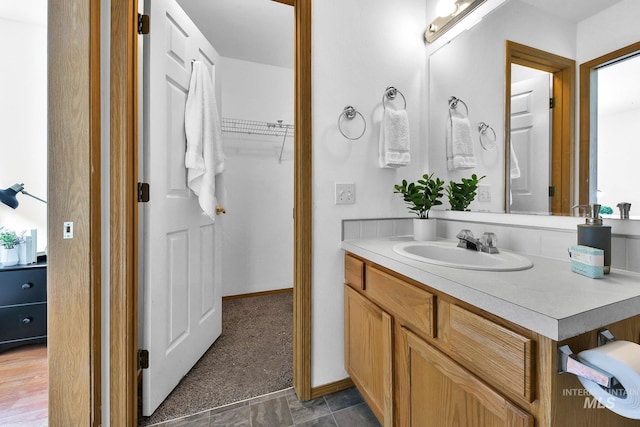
[{"x1": 221, "y1": 117, "x2": 294, "y2": 138}]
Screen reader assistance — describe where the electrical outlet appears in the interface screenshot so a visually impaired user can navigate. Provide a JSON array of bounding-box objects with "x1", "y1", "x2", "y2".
[
  {"x1": 335, "y1": 183, "x2": 356, "y2": 205},
  {"x1": 478, "y1": 185, "x2": 491, "y2": 203}
]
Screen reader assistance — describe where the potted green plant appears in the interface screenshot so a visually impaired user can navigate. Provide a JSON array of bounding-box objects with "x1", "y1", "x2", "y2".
[
  {"x1": 0, "y1": 227, "x2": 23, "y2": 267},
  {"x1": 394, "y1": 173, "x2": 445, "y2": 240},
  {"x1": 446, "y1": 174, "x2": 485, "y2": 211}
]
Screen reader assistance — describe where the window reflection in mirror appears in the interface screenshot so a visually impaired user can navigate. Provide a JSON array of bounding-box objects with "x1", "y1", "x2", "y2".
[
  {"x1": 594, "y1": 53, "x2": 640, "y2": 217},
  {"x1": 580, "y1": 42, "x2": 640, "y2": 219}
]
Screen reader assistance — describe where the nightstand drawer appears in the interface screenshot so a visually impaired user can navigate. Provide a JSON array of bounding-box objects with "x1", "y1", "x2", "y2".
[
  {"x1": 0, "y1": 303, "x2": 47, "y2": 342},
  {"x1": 0, "y1": 268, "x2": 47, "y2": 306}
]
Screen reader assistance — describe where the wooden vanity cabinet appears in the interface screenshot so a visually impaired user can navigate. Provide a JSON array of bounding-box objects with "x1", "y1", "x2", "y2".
[
  {"x1": 344, "y1": 253, "x2": 532, "y2": 426},
  {"x1": 396, "y1": 326, "x2": 532, "y2": 427},
  {"x1": 344, "y1": 285, "x2": 393, "y2": 425},
  {"x1": 344, "y1": 253, "x2": 640, "y2": 426}
]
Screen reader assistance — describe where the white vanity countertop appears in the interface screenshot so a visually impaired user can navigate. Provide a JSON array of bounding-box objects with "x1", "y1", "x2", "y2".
[{"x1": 342, "y1": 237, "x2": 640, "y2": 341}]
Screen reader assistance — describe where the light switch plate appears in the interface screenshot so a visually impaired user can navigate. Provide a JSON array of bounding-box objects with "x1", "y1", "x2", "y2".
[
  {"x1": 63, "y1": 221, "x2": 74, "y2": 239},
  {"x1": 478, "y1": 185, "x2": 491, "y2": 203},
  {"x1": 335, "y1": 183, "x2": 356, "y2": 205}
]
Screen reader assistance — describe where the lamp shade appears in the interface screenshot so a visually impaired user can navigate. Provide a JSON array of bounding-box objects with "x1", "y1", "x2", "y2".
[{"x1": 0, "y1": 186, "x2": 19, "y2": 209}]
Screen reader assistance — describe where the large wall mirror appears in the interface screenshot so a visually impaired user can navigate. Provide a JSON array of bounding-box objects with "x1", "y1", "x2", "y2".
[{"x1": 428, "y1": 0, "x2": 640, "y2": 218}]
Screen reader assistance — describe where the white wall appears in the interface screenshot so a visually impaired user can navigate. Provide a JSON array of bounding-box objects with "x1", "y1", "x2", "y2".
[
  {"x1": 427, "y1": 0, "x2": 576, "y2": 213},
  {"x1": 0, "y1": 15, "x2": 47, "y2": 252},
  {"x1": 576, "y1": 0, "x2": 640, "y2": 64},
  {"x1": 312, "y1": 0, "x2": 427, "y2": 386},
  {"x1": 219, "y1": 57, "x2": 294, "y2": 296}
]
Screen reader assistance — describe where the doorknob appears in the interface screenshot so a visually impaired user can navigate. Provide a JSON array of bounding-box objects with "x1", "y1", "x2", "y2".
[{"x1": 216, "y1": 205, "x2": 226, "y2": 215}]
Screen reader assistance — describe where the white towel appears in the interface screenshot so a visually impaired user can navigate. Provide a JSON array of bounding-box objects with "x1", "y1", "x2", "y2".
[
  {"x1": 446, "y1": 109, "x2": 476, "y2": 170},
  {"x1": 185, "y1": 61, "x2": 227, "y2": 220},
  {"x1": 510, "y1": 143, "x2": 521, "y2": 179},
  {"x1": 378, "y1": 107, "x2": 410, "y2": 168}
]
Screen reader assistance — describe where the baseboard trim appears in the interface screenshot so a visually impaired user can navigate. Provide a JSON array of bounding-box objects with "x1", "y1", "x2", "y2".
[
  {"x1": 222, "y1": 287, "x2": 293, "y2": 301},
  {"x1": 310, "y1": 377, "x2": 355, "y2": 399}
]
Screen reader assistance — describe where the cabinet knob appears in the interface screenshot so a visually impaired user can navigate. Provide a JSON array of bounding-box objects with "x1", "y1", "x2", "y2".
[
  {"x1": 21, "y1": 317, "x2": 33, "y2": 325},
  {"x1": 21, "y1": 283, "x2": 33, "y2": 290}
]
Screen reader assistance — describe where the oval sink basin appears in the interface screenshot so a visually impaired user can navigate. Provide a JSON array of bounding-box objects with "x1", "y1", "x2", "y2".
[{"x1": 393, "y1": 241, "x2": 533, "y2": 271}]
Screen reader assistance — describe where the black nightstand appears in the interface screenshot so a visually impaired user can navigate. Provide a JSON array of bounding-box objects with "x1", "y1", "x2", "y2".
[{"x1": 0, "y1": 263, "x2": 47, "y2": 353}]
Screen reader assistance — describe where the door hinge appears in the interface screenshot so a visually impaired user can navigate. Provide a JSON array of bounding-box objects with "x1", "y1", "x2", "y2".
[
  {"x1": 549, "y1": 186, "x2": 556, "y2": 197},
  {"x1": 138, "y1": 13, "x2": 150, "y2": 35},
  {"x1": 138, "y1": 182, "x2": 150, "y2": 203},
  {"x1": 138, "y1": 349, "x2": 149, "y2": 370},
  {"x1": 549, "y1": 97, "x2": 556, "y2": 109}
]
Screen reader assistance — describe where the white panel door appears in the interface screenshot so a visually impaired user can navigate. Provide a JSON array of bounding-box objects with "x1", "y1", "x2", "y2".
[
  {"x1": 510, "y1": 74, "x2": 551, "y2": 214},
  {"x1": 142, "y1": 0, "x2": 222, "y2": 416}
]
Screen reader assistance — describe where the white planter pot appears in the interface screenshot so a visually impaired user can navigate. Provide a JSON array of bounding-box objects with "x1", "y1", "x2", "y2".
[
  {"x1": 0, "y1": 247, "x2": 19, "y2": 268},
  {"x1": 413, "y1": 218, "x2": 437, "y2": 241}
]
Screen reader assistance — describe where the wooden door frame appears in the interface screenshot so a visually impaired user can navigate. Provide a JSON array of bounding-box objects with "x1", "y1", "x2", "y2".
[
  {"x1": 48, "y1": 1, "x2": 102, "y2": 425},
  {"x1": 578, "y1": 41, "x2": 640, "y2": 205},
  {"x1": 109, "y1": 0, "x2": 313, "y2": 424},
  {"x1": 505, "y1": 41, "x2": 575, "y2": 215}
]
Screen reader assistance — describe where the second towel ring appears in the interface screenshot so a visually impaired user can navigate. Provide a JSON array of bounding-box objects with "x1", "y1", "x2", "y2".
[
  {"x1": 478, "y1": 122, "x2": 496, "y2": 150},
  {"x1": 383, "y1": 86, "x2": 407, "y2": 110},
  {"x1": 448, "y1": 96, "x2": 469, "y2": 118},
  {"x1": 338, "y1": 105, "x2": 366, "y2": 140}
]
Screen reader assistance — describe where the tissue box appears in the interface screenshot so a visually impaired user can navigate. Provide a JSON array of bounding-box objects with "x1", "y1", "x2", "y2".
[{"x1": 568, "y1": 245, "x2": 604, "y2": 279}]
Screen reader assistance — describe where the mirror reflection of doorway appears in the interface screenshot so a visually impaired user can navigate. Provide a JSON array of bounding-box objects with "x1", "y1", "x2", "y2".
[
  {"x1": 509, "y1": 64, "x2": 552, "y2": 214},
  {"x1": 505, "y1": 40, "x2": 575, "y2": 216}
]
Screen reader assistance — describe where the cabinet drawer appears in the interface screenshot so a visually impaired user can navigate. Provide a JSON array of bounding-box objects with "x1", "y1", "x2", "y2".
[
  {"x1": 449, "y1": 304, "x2": 534, "y2": 402},
  {"x1": 366, "y1": 266, "x2": 435, "y2": 338},
  {"x1": 345, "y1": 254, "x2": 365, "y2": 290},
  {"x1": 0, "y1": 303, "x2": 47, "y2": 342},
  {"x1": 0, "y1": 268, "x2": 47, "y2": 306}
]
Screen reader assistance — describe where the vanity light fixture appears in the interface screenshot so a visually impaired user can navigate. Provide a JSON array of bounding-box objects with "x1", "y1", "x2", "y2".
[
  {"x1": 0, "y1": 183, "x2": 47, "y2": 209},
  {"x1": 425, "y1": 0, "x2": 486, "y2": 43}
]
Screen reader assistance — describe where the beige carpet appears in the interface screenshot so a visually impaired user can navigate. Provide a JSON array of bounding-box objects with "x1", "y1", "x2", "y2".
[{"x1": 139, "y1": 291, "x2": 293, "y2": 426}]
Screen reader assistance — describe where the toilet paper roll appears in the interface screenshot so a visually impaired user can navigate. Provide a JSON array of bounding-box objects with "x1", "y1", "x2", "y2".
[{"x1": 578, "y1": 340, "x2": 640, "y2": 419}]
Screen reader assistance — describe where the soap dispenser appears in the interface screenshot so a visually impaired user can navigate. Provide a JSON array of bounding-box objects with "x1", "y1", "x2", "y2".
[{"x1": 577, "y1": 203, "x2": 611, "y2": 273}]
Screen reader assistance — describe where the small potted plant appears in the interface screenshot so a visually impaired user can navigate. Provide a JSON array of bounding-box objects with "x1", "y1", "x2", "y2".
[
  {"x1": 0, "y1": 227, "x2": 23, "y2": 268},
  {"x1": 394, "y1": 173, "x2": 445, "y2": 240},
  {"x1": 446, "y1": 174, "x2": 485, "y2": 211}
]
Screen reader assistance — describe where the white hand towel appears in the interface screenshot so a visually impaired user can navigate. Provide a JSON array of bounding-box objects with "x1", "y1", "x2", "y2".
[
  {"x1": 185, "y1": 61, "x2": 227, "y2": 220},
  {"x1": 378, "y1": 107, "x2": 410, "y2": 168},
  {"x1": 446, "y1": 109, "x2": 476, "y2": 170}
]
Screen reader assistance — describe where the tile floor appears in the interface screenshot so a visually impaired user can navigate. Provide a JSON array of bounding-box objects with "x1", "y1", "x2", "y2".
[{"x1": 148, "y1": 387, "x2": 381, "y2": 427}]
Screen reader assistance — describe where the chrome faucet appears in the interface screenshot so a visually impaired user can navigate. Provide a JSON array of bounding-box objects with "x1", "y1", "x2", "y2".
[{"x1": 456, "y1": 229, "x2": 499, "y2": 254}]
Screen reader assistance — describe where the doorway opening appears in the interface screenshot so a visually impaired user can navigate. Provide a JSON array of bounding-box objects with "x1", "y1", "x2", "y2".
[
  {"x1": 0, "y1": 1, "x2": 48, "y2": 425},
  {"x1": 137, "y1": 0, "x2": 298, "y2": 423}
]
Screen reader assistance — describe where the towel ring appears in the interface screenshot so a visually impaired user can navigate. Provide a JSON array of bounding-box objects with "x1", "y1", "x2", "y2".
[
  {"x1": 338, "y1": 105, "x2": 367, "y2": 140},
  {"x1": 478, "y1": 122, "x2": 496, "y2": 150},
  {"x1": 448, "y1": 96, "x2": 469, "y2": 118},
  {"x1": 383, "y1": 86, "x2": 407, "y2": 110}
]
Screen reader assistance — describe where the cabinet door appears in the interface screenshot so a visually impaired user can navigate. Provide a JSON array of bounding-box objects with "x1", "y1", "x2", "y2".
[
  {"x1": 344, "y1": 285, "x2": 393, "y2": 426},
  {"x1": 397, "y1": 326, "x2": 533, "y2": 427}
]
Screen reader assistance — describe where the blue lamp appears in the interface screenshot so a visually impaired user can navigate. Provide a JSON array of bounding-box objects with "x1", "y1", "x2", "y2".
[{"x1": 0, "y1": 183, "x2": 47, "y2": 209}]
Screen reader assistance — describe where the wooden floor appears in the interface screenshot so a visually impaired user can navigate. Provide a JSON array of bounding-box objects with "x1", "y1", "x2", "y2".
[{"x1": 0, "y1": 344, "x2": 48, "y2": 426}]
